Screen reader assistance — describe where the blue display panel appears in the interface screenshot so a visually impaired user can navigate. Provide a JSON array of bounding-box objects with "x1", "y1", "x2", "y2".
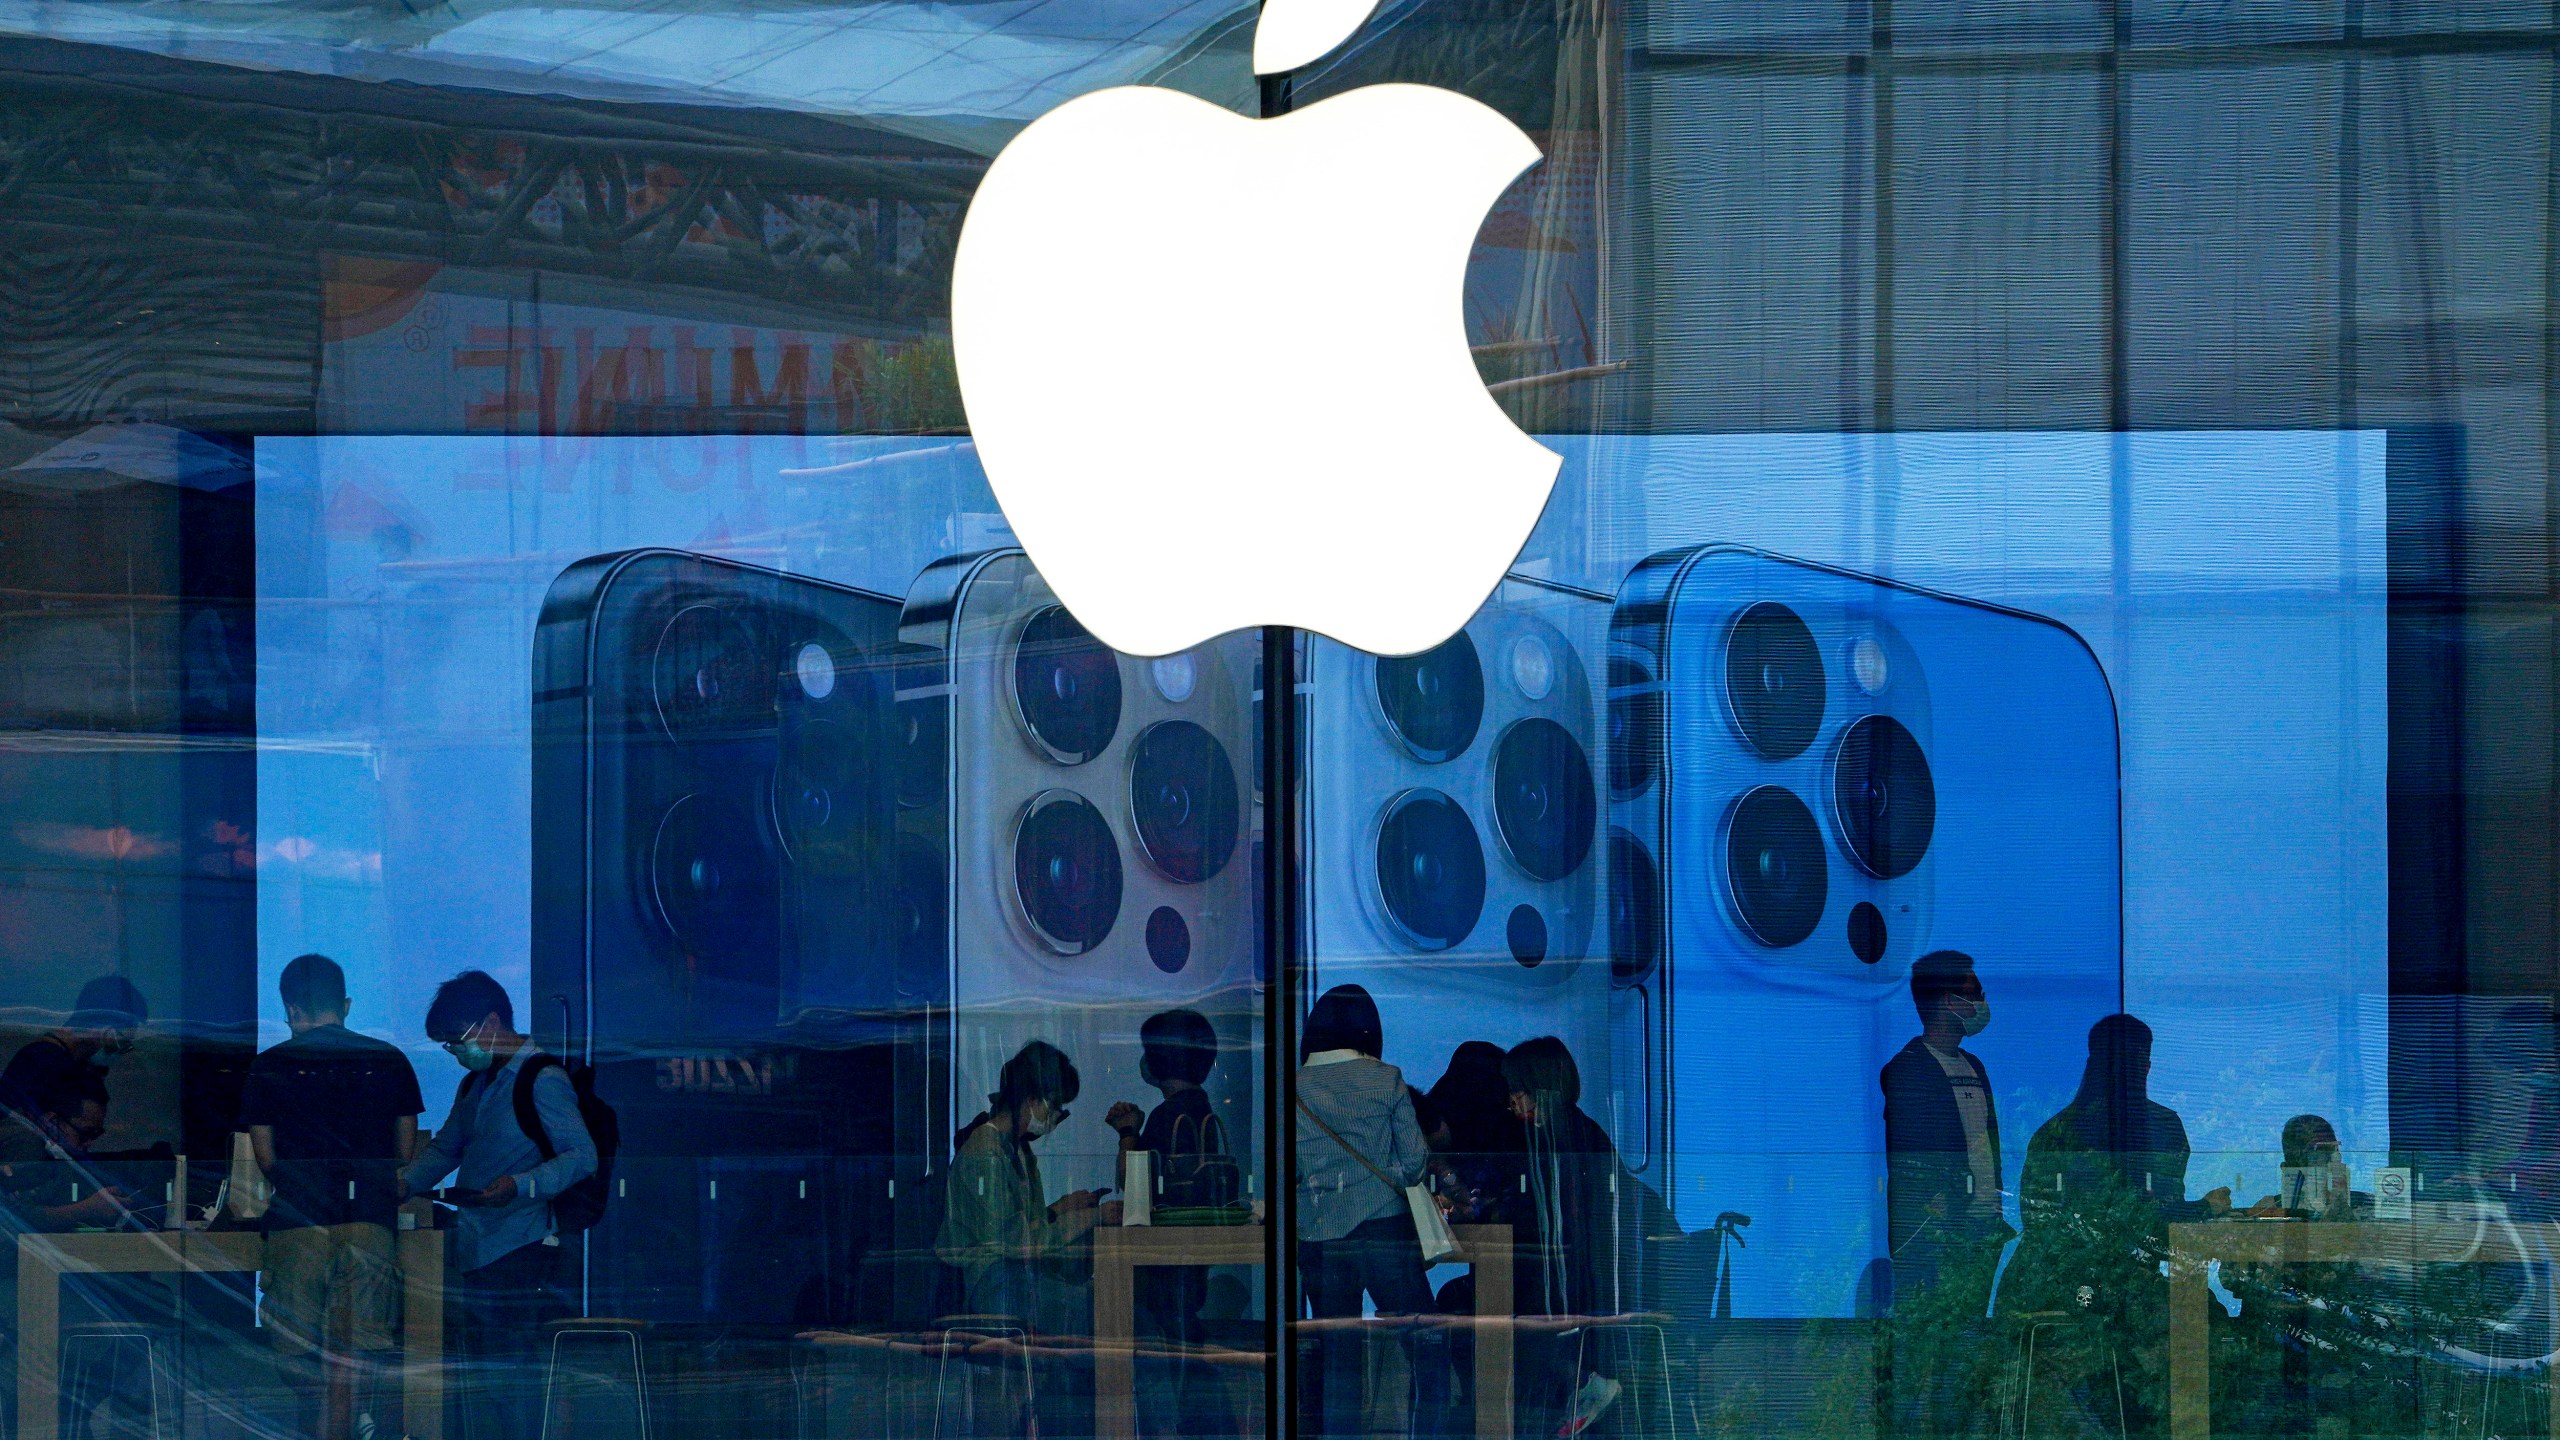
[
  {"x1": 253, "y1": 428, "x2": 2389, "y2": 1339},
  {"x1": 1613, "y1": 545, "x2": 2122, "y2": 1317}
]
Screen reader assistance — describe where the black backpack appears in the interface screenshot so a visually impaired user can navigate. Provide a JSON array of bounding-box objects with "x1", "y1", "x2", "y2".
[{"x1": 475, "y1": 1054, "x2": 618, "y2": 1233}]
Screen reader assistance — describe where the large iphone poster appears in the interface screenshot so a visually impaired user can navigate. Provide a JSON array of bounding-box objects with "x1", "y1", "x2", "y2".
[{"x1": 255, "y1": 428, "x2": 2385, "y2": 1317}]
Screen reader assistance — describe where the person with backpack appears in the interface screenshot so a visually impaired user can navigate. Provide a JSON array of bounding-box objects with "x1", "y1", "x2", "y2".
[{"x1": 399, "y1": 971, "x2": 597, "y2": 1440}]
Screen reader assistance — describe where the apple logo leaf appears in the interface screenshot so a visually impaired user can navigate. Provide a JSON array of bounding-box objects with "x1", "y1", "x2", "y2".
[{"x1": 1253, "y1": 0, "x2": 1382, "y2": 75}]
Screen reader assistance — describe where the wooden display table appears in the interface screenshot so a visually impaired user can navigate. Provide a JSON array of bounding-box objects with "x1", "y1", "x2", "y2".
[
  {"x1": 2167, "y1": 1218, "x2": 2560, "y2": 1440},
  {"x1": 1090, "y1": 1221, "x2": 1514, "y2": 1440},
  {"x1": 16, "y1": 1227, "x2": 445, "y2": 1440}
]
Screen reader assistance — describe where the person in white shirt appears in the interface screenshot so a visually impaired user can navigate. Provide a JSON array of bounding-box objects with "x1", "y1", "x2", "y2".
[{"x1": 1880, "y1": 951, "x2": 2011, "y2": 1297}]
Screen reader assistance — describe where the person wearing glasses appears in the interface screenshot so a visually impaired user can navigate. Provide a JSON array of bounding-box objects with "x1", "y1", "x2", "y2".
[
  {"x1": 939, "y1": 1040, "x2": 1120, "y2": 1330},
  {"x1": 1, "y1": 975, "x2": 147, "y2": 1124},
  {"x1": 398, "y1": 971, "x2": 596, "y2": 1440},
  {"x1": 938, "y1": 1041, "x2": 1118, "y2": 1440}
]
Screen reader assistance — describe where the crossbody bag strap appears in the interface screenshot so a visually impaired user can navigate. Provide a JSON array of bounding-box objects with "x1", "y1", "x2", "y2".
[{"x1": 1293, "y1": 1093, "x2": 1402, "y2": 1193}]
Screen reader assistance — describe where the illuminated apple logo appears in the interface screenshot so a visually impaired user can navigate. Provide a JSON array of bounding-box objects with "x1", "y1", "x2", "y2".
[{"x1": 949, "y1": 0, "x2": 1561, "y2": 658}]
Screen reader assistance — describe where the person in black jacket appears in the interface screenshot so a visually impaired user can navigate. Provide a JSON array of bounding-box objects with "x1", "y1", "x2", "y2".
[
  {"x1": 1503, "y1": 1037, "x2": 1635, "y2": 1439},
  {"x1": 1106, "y1": 1010, "x2": 1236, "y2": 1439},
  {"x1": 2020, "y1": 1014, "x2": 2231, "y2": 1242},
  {"x1": 1879, "y1": 950, "x2": 2011, "y2": 1305},
  {"x1": 1426, "y1": 1041, "x2": 1523, "y2": 1224},
  {"x1": 1879, "y1": 952, "x2": 2014, "y2": 1438}
]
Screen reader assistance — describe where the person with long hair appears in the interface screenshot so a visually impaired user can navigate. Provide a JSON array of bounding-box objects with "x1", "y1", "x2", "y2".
[
  {"x1": 2021, "y1": 1014, "x2": 2230, "y2": 1240},
  {"x1": 1427, "y1": 1040, "x2": 1525, "y2": 1223},
  {"x1": 1504, "y1": 1036, "x2": 1634, "y2": 1438},
  {"x1": 1294, "y1": 985, "x2": 1449, "y2": 1437}
]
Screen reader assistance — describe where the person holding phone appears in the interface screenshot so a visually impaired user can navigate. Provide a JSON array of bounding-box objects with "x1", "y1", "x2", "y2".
[
  {"x1": 939, "y1": 1041, "x2": 1116, "y2": 1440},
  {"x1": 398, "y1": 971, "x2": 595, "y2": 1440},
  {"x1": 938, "y1": 1040, "x2": 1121, "y2": 1328}
]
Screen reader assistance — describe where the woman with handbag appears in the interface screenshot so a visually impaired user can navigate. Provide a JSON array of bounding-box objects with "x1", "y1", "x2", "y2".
[{"x1": 1294, "y1": 985, "x2": 1453, "y2": 1438}]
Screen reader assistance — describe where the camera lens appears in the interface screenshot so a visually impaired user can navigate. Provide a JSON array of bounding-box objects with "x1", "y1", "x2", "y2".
[
  {"x1": 1492, "y1": 718, "x2": 1596, "y2": 882},
  {"x1": 1724, "y1": 785, "x2": 1827, "y2": 947},
  {"x1": 1507, "y1": 905, "x2": 1548, "y2": 968},
  {"x1": 1374, "y1": 634, "x2": 1484, "y2": 763},
  {"x1": 1147, "y1": 906, "x2": 1191, "y2": 974},
  {"x1": 1724, "y1": 602, "x2": 1825, "y2": 760},
  {"x1": 1606, "y1": 654, "x2": 1661, "y2": 798},
  {"x1": 1012, "y1": 790, "x2": 1123, "y2": 954},
  {"x1": 1607, "y1": 828, "x2": 1661, "y2": 986},
  {"x1": 1832, "y1": 714, "x2": 1936, "y2": 879},
  {"x1": 1375, "y1": 789, "x2": 1486, "y2": 950},
  {"x1": 1011, "y1": 606, "x2": 1122, "y2": 764},
  {"x1": 1128, "y1": 720, "x2": 1241, "y2": 884},
  {"x1": 777, "y1": 642, "x2": 890, "y2": 871},
  {"x1": 653, "y1": 604, "x2": 774, "y2": 739},
  {"x1": 775, "y1": 716, "x2": 888, "y2": 874},
  {"x1": 650, "y1": 793, "x2": 774, "y2": 941}
]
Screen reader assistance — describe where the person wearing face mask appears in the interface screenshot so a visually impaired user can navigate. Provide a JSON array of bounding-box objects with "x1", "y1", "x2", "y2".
[
  {"x1": 939, "y1": 1041, "x2": 1120, "y2": 1332},
  {"x1": 1880, "y1": 951, "x2": 2012, "y2": 1303},
  {"x1": 2277, "y1": 1114, "x2": 2357, "y2": 1218},
  {"x1": 1105, "y1": 1011, "x2": 1236, "y2": 1439},
  {"x1": 398, "y1": 970, "x2": 596, "y2": 1440},
  {"x1": 939, "y1": 1041, "x2": 1118, "y2": 1440},
  {"x1": 0, "y1": 1069, "x2": 140, "y2": 1440},
  {"x1": 1, "y1": 975, "x2": 147, "y2": 1126},
  {"x1": 0, "y1": 1069, "x2": 127, "y2": 1224}
]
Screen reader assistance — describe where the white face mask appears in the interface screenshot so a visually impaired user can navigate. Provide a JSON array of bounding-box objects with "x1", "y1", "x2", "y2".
[{"x1": 1020, "y1": 1102, "x2": 1059, "y2": 1140}]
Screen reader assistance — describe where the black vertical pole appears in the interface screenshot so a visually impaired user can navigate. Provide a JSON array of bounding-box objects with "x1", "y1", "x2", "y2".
[
  {"x1": 1259, "y1": 62, "x2": 1303, "y2": 1440},
  {"x1": 1260, "y1": 618, "x2": 1301, "y2": 1440}
]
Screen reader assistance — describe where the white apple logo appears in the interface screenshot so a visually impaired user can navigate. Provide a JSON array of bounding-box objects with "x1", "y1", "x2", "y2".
[{"x1": 949, "y1": 0, "x2": 1561, "y2": 658}]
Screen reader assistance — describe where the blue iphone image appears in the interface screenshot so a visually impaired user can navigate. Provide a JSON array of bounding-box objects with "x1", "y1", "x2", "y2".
[
  {"x1": 1302, "y1": 576, "x2": 1617, "y2": 1106},
  {"x1": 1609, "y1": 545, "x2": 2122, "y2": 1317}
]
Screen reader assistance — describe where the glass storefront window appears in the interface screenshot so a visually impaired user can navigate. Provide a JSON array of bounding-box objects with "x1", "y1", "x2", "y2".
[{"x1": 0, "y1": 2, "x2": 2550, "y2": 1439}]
